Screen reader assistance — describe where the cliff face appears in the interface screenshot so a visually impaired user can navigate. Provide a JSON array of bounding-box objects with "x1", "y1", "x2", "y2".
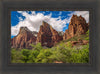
[
  {"x1": 63, "y1": 15, "x2": 89, "y2": 40},
  {"x1": 11, "y1": 14, "x2": 89, "y2": 49},
  {"x1": 36, "y1": 21, "x2": 63, "y2": 47},
  {"x1": 11, "y1": 27, "x2": 37, "y2": 49}
]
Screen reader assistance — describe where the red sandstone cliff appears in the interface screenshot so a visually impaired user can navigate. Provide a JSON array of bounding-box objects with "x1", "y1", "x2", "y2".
[
  {"x1": 11, "y1": 27, "x2": 37, "y2": 49},
  {"x1": 11, "y1": 14, "x2": 89, "y2": 49},
  {"x1": 36, "y1": 21, "x2": 63, "y2": 47},
  {"x1": 63, "y1": 15, "x2": 89, "y2": 40}
]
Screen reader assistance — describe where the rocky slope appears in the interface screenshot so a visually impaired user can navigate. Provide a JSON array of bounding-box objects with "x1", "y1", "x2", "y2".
[
  {"x1": 11, "y1": 27, "x2": 37, "y2": 49},
  {"x1": 63, "y1": 14, "x2": 89, "y2": 40},
  {"x1": 36, "y1": 21, "x2": 63, "y2": 47}
]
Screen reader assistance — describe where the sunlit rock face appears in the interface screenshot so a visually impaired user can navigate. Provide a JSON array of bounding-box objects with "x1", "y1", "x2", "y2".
[
  {"x1": 11, "y1": 27, "x2": 37, "y2": 49},
  {"x1": 63, "y1": 15, "x2": 89, "y2": 40},
  {"x1": 11, "y1": 14, "x2": 89, "y2": 49},
  {"x1": 36, "y1": 21, "x2": 63, "y2": 47}
]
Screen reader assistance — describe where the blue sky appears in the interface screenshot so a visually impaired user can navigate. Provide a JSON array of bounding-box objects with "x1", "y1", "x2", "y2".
[{"x1": 11, "y1": 11, "x2": 89, "y2": 38}]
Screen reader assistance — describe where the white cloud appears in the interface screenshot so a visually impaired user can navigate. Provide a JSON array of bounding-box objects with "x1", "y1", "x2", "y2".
[
  {"x1": 11, "y1": 11, "x2": 89, "y2": 36},
  {"x1": 19, "y1": 17, "x2": 23, "y2": 21},
  {"x1": 74, "y1": 11, "x2": 89, "y2": 22},
  {"x1": 67, "y1": 11, "x2": 89, "y2": 23},
  {"x1": 11, "y1": 11, "x2": 67, "y2": 36}
]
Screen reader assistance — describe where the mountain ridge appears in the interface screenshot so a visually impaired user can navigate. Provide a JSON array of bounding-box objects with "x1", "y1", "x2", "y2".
[{"x1": 11, "y1": 14, "x2": 89, "y2": 49}]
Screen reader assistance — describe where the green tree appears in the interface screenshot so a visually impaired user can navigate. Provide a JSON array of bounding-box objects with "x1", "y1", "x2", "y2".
[
  {"x1": 27, "y1": 50, "x2": 39, "y2": 63},
  {"x1": 69, "y1": 44, "x2": 89, "y2": 63},
  {"x1": 30, "y1": 43, "x2": 42, "y2": 51},
  {"x1": 21, "y1": 49, "x2": 30, "y2": 63},
  {"x1": 11, "y1": 48, "x2": 24, "y2": 63},
  {"x1": 36, "y1": 49, "x2": 52, "y2": 63}
]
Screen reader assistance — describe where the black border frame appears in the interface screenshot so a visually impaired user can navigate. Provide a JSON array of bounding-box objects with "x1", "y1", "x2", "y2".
[{"x1": 0, "y1": 0, "x2": 99, "y2": 74}]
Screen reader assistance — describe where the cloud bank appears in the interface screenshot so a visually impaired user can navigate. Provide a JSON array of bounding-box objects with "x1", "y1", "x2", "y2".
[{"x1": 11, "y1": 11, "x2": 89, "y2": 36}]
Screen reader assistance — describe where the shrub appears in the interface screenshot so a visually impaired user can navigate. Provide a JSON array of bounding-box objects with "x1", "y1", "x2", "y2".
[
  {"x1": 27, "y1": 50, "x2": 39, "y2": 63},
  {"x1": 36, "y1": 49, "x2": 52, "y2": 63},
  {"x1": 69, "y1": 44, "x2": 89, "y2": 63},
  {"x1": 11, "y1": 48, "x2": 23, "y2": 63},
  {"x1": 11, "y1": 42, "x2": 89, "y2": 63},
  {"x1": 21, "y1": 49, "x2": 31, "y2": 63},
  {"x1": 30, "y1": 43, "x2": 42, "y2": 51}
]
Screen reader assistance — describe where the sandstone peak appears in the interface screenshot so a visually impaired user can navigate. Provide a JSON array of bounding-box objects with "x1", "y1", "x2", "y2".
[
  {"x1": 11, "y1": 14, "x2": 89, "y2": 49},
  {"x1": 72, "y1": 14, "x2": 78, "y2": 18},
  {"x1": 20, "y1": 27, "x2": 29, "y2": 31},
  {"x1": 42, "y1": 21, "x2": 49, "y2": 26},
  {"x1": 79, "y1": 15, "x2": 82, "y2": 17},
  {"x1": 63, "y1": 15, "x2": 89, "y2": 40},
  {"x1": 36, "y1": 22, "x2": 63, "y2": 47},
  {"x1": 19, "y1": 26, "x2": 31, "y2": 34},
  {"x1": 11, "y1": 27, "x2": 37, "y2": 49}
]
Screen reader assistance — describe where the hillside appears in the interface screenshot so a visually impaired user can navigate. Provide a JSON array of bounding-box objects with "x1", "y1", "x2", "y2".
[{"x1": 55, "y1": 34, "x2": 89, "y2": 47}]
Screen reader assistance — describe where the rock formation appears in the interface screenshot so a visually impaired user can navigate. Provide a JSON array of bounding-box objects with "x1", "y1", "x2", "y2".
[
  {"x1": 11, "y1": 27, "x2": 37, "y2": 49},
  {"x1": 63, "y1": 14, "x2": 89, "y2": 40},
  {"x1": 36, "y1": 21, "x2": 63, "y2": 47},
  {"x1": 70, "y1": 39, "x2": 89, "y2": 46},
  {"x1": 11, "y1": 14, "x2": 89, "y2": 49}
]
